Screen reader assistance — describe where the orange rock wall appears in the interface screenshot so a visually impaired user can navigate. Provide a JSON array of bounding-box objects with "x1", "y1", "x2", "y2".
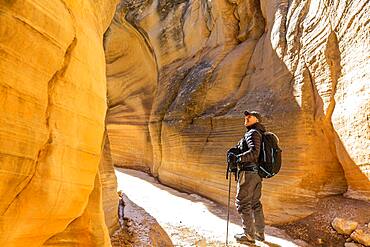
[
  {"x1": 100, "y1": 129, "x2": 119, "y2": 235},
  {"x1": 0, "y1": 1, "x2": 118, "y2": 245},
  {"x1": 104, "y1": 5, "x2": 157, "y2": 172},
  {"x1": 105, "y1": 0, "x2": 369, "y2": 223}
]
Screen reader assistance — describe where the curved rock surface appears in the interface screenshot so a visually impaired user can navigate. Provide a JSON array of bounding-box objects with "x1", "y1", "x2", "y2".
[
  {"x1": 104, "y1": 4, "x2": 157, "y2": 172},
  {"x1": 100, "y1": 129, "x2": 119, "y2": 235},
  {"x1": 105, "y1": 0, "x2": 370, "y2": 223},
  {"x1": 0, "y1": 1, "x2": 118, "y2": 245}
]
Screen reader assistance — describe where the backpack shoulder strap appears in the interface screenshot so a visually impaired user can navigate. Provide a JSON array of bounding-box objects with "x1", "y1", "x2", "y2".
[{"x1": 251, "y1": 129, "x2": 263, "y2": 139}]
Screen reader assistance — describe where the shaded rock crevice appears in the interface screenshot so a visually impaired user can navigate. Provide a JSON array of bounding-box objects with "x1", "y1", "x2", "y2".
[
  {"x1": 301, "y1": 61, "x2": 347, "y2": 196},
  {"x1": 302, "y1": 63, "x2": 321, "y2": 121},
  {"x1": 201, "y1": 0, "x2": 266, "y2": 117},
  {"x1": 320, "y1": 29, "x2": 345, "y2": 181},
  {"x1": 157, "y1": 0, "x2": 188, "y2": 21},
  {"x1": 201, "y1": 0, "x2": 214, "y2": 32},
  {"x1": 165, "y1": 61, "x2": 214, "y2": 121},
  {"x1": 323, "y1": 28, "x2": 369, "y2": 200},
  {"x1": 118, "y1": 2, "x2": 159, "y2": 72},
  {"x1": 324, "y1": 30, "x2": 341, "y2": 123},
  {"x1": 229, "y1": 0, "x2": 265, "y2": 42},
  {"x1": 150, "y1": 59, "x2": 201, "y2": 175}
]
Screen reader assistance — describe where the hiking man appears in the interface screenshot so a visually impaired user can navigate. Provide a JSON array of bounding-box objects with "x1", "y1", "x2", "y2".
[{"x1": 227, "y1": 110, "x2": 265, "y2": 244}]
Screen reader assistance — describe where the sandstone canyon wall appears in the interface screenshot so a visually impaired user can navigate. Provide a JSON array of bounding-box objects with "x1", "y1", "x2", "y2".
[
  {"x1": 100, "y1": 129, "x2": 119, "y2": 235},
  {"x1": 105, "y1": 0, "x2": 370, "y2": 223},
  {"x1": 0, "y1": 1, "x2": 118, "y2": 245}
]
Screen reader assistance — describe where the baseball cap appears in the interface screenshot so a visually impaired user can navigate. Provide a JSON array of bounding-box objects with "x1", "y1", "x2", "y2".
[{"x1": 244, "y1": 110, "x2": 262, "y2": 122}]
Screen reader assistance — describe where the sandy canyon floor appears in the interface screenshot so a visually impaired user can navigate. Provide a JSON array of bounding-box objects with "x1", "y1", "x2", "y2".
[{"x1": 111, "y1": 168, "x2": 307, "y2": 247}]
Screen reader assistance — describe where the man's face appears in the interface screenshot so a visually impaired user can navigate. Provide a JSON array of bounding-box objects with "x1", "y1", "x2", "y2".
[{"x1": 244, "y1": 115, "x2": 258, "y2": 127}]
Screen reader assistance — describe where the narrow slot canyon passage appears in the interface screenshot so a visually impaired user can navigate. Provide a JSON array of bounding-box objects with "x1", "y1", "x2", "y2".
[
  {"x1": 102, "y1": 0, "x2": 370, "y2": 245},
  {"x1": 1, "y1": 0, "x2": 369, "y2": 246},
  {"x1": 112, "y1": 168, "x2": 300, "y2": 247}
]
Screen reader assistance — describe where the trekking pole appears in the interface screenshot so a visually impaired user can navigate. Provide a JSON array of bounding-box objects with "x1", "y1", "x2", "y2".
[{"x1": 226, "y1": 170, "x2": 232, "y2": 246}]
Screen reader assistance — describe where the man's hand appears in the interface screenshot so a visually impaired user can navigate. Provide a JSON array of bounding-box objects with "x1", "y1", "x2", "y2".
[
  {"x1": 236, "y1": 154, "x2": 242, "y2": 164},
  {"x1": 227, "y1": 153, "x2": 238, "y2": 172},
  {"x1": 235, "y1": 155, "x2": 243, "y2": 170}
]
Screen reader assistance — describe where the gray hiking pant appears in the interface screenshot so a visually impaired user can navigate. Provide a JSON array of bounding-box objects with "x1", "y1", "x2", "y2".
[{"x1": 235, "y1": 171, "x2": 265, "y2": 237}]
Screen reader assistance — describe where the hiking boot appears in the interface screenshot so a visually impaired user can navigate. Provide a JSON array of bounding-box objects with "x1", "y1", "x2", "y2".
[
  {"x1": 255, "y1": 232, "x2": 265, "y2": 241},
  {"x1": 234, "y1": 233, "x2": 255, "y2": 244},
  {"x1": 234, "y1": 233, "x2": 244, "y2": 239}
]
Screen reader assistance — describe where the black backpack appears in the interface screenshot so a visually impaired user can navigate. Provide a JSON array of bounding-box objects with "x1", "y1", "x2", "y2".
[{"x1": 257, "y1": 131, "x2": 282, "y2": 178}]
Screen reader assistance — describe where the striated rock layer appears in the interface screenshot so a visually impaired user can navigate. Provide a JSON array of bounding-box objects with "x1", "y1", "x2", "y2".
[
  {"x1": 0, "y1": 0, "x2": 118, "y2": 245},
  {"x1": 105, "y1": 0, "x2": 370, "y2": 223},
  {"x1": 104, "y1": 3, "x2": 157, "y2": 172},
  {"x1": 100, "y1": 129, "x2": 119, "y2": 235}
]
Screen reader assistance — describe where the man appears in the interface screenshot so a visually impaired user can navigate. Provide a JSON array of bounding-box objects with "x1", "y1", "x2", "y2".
[{"x1": 228, "y1": 110, "x2": 265, "y2": 244}]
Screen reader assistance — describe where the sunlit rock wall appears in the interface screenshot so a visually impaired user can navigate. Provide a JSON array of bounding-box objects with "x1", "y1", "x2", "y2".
[
  {"x1": 100, "y1": 129, "x2": 119, "y2": 235},
  {"x1": 105, "y1": 0, "x2": 370, "y2": 223},
  {"x1": 0, "y1": 0, "x2": 118, "y2": 245}
]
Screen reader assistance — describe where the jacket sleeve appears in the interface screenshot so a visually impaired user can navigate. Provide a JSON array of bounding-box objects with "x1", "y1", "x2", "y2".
[
  {"x1": 228, "y1": 138, "x2": 243, "y2": 155},
  {"x1": 238, "y1": 130, "x2": 262, "y2": 164}
]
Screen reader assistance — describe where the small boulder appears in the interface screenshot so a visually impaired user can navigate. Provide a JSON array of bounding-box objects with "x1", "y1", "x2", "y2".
[
  {"x1": 332, "y1": 218, "x2": 358, "y2": 235},
  {"x1": 350, "y1": 227, "x2": 370, "y2": 246}
]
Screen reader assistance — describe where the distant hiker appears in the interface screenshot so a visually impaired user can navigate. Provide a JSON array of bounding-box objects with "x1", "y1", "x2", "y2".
[
  {"x1": 118, "y1": 190, "x2": 125, "y2": 228},
  {"x1": 227, "y1": 110, "x2": 266, "y2": 244}
]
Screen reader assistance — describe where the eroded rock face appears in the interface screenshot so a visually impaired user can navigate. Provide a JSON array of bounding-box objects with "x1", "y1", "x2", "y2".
[
  {"x1": 105, "y1": 0, "x2": 370, "y2": 223},
  {"x1": 104, "y1": 3, "x2": 157, "y2": 172},
  {"x1": 0, "y1": 1, "x2": 118, "y2": 245},
  {"x1": 100, "y1": 129, "x2": 119, "y2": 235}
]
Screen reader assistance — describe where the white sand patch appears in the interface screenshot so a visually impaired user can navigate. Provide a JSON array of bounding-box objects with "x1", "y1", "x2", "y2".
[{"x1": 115, "y1": 168, "x2": 302, "y2": 247}]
